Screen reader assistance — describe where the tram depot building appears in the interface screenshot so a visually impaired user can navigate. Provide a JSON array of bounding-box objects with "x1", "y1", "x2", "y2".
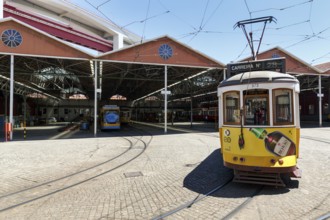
[{"x1": 0, "y1": 0, "x2": 330, "y2": 139}]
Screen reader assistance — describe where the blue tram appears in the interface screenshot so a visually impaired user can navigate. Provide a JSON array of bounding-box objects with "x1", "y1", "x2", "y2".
[{"x1": 100, "y1": 105, "x2": 120, "y2": 130}]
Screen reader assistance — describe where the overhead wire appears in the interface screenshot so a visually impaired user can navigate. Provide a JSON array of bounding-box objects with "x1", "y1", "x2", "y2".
[
  {"x1": 84, "y1": 0, "x2": 327, "y2": 66},
  {"x1": 186, "y1": 0, "x2": 225, "y2": 42},
  {"x1": 244, "y1": 0, "x2": 252, "y2": 19},
  {"x1": 187, "y1": 0, "x2": 210, "y2": 42},
  {"x1": 285, "y1": 26, "x2": 330, "y2": 48},
  {"x1": 83, "y1": 0, "x2": 135, "y2": 43},
  {"x1": 234, "y1": 44, "x2": 249, "y2": 62},
  {"x1": 275, "y1": 20, "x2": 310, "y2": 30},
  {"x1": 83, "y1": 0, "x2": 167, "y2": 46},
  {"x1": 96, "y1": 0, "x2": 112, "y2": 9},
  {"x1": 310, "y1": 51, "x2": 330, "y2": 64},
  {"x1": 201, "y1": 0, "x2": 224, "y2": 30},
  {"x1": 250, "y1": 0, "x2": 313, "y2": 14},
  {"x1": 122, "y1": 11, "x2": 170, "y2": 28},
  {"x1": 242, "y1": 0, "x2": 330, "y2": 65},
  {"x1": 307, "y1": 0, "x2": 315, "y2": 35},
  {"x1": 141, "y1": 0, "x2": 151, "y2": 43},
  {"x1": 199, "y1": 0, "x2": 210, "y2": 31},
  {"x1": 157, "y1": 0, "x2": 197, "y2": 32}
]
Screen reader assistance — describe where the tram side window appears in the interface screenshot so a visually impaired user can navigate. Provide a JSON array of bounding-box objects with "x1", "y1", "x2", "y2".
[
  {"x1": 223, "y1": 91, "x2": 240, "y2": 124},
  {"x1": 273, "y1": 89, "x2": 293, "y2": 125},
  {"x1": 244, "y1": 89, "x2": 269, "y2": 125}
]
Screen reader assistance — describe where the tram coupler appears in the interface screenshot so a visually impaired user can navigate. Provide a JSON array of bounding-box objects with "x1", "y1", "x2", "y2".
[{"x1": 290, "y1": 167, "x2": 302, "y2": 178}]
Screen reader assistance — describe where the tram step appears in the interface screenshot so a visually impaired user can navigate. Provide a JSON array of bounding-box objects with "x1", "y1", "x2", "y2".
[{"x1": 233, "y1": 170, "x2": 285, "y2": 187}]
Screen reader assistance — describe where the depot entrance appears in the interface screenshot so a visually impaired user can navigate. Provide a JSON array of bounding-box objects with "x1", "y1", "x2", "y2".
[{"x1": 0, "y1": 19, "x2": 225, "y2": 140}]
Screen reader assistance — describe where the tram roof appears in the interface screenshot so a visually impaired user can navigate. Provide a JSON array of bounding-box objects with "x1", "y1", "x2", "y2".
[{"x1": 219, "y1": 71, "x2": 299, "y2": 88}]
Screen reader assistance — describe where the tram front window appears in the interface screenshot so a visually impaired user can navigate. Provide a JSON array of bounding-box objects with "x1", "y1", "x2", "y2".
[
  {"x1": 223, "y1": 91, "x2": 240, "y2": 124},
  {"x1": 244, "y1": 90, "x2": 269, "y2": 125},
  {"x1": 273, "y1": 89, "x2": 293, "y2": 125}
]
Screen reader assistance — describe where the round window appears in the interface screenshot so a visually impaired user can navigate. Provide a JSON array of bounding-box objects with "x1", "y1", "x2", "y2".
[
  {"x1": 1, "y1": 29, "x2": 23, "y2": 48},
  {"x1": 158, "y1": 44, "x2": 173, "y2": 60}
]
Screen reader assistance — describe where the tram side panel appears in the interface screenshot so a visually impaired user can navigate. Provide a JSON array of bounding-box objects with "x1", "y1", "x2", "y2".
[{"x1": 220, "y1": 126, "x2": 299, "y2": 172}]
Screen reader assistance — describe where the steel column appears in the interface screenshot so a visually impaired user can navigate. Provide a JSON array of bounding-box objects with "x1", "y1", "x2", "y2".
[
  {"x1": 23, "y1": 95, "x2": 27, "y2": 127},
  {"x1": 164, "y1": 65, "x2": 168, "y2": 133},
  {"x1": 94, "y1": 60, "x2": 98, "y2": 136},
  {"x1": 190, "y1": 95, "x2": 193, "y2": 128},
  {"x1": 318, "y1": 75, "x2": 322, "y2": 127},
  {"x1": 9, "y1": 55, "x2": 14, "y2": 140}
]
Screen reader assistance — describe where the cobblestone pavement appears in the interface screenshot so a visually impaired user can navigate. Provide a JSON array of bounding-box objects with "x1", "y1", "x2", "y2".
[{"x1": 0, "y1": 123, "x2": 329, "y2": 220}]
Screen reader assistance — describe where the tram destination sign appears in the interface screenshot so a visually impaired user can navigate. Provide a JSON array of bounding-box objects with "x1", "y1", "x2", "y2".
[{"x1": 227, "y1": 58, "x2": 286, "y2": 76}]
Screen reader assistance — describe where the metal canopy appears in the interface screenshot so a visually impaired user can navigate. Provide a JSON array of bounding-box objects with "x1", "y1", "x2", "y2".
[
  {"x1": 0, "y1": 54, "x2": 93, "y2": 101},
  {"x1": 99, "y1": 61, "x2": 221, "y2": 101},
  {"x1": 0, "y1": 55, "x2": 223, "y2": 103},
  {"x1": 0, "y1": 49, "x2": 224, "y2": 106}
]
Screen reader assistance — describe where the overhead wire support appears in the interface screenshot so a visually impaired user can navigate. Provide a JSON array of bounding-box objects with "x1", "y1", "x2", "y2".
[{"x1": 234, "y1": 16, "x2": 276, "y2": 60}]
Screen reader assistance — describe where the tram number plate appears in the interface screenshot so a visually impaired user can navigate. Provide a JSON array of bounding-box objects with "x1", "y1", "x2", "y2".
[
  {"x1": 251, "y1": 83, "x2": 259, "y2": 88},
  {"x1": 224, "y1": 137, "x2": 231, "y2": 143}
]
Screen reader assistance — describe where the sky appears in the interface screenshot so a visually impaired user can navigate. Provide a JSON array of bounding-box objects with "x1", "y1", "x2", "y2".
[{"x1": 67, "y1": 0, "x2": 330, "y2": 66}]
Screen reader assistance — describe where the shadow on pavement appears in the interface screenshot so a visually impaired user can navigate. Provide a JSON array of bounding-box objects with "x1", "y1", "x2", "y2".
[
  {"x1": 183, "y1": 149, "x2": 233, "y2": 195},
  {"x1": 183, "y1": 149, "x2": 299, "y2": 198}
]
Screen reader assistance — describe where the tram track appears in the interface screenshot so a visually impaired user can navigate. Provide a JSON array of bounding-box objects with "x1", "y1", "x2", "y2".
[
  {"x1": 148, "y1": 133, "x2": 328, "y2": 219},
  {"x1": 139, "y1": 124, "x2": 327, "y2": 219},
  {"x1": 151, "y1": 177, "x2": 233, "y2": 220},
  {"x1": 0, "y1": 137, "x2": 134, "y2": 200},
  {"x1": 0, "y1": 126, "x2": 153, "y2": 213},
  {"x1": 151, "y1": 175, "x2": 265, "y2": 220},
  {"x1": 221, "y1": 185, "x2": 264, "y2": 220},
  {"x1": 219, "y1": 135, "x2": 329, "y2": 219},
  {"x1": 301, "y1": 135, "x2": 330, "y2": 144}
]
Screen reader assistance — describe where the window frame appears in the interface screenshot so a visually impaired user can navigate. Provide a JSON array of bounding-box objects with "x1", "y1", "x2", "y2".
[
  {"x1": 273, "y1": 88, "x2": 294, "y2": 125},
  {"x1": 223, "y1": 91, "x2": 240, "y2": 125},
  {"x1": 243, "y1": 89, "x2": 270, "y2": 126}
]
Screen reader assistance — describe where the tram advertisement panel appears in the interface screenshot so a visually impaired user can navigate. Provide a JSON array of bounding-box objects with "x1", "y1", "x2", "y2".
[{"x1": 221, "y1": 127, "x2": 298, "y2": 157}]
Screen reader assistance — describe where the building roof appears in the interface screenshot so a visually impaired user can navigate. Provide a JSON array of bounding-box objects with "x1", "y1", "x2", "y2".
[
  {"x1": 240, "y1": 46, "x2": 322, "y2": 75},
  {"x1": 314, "y1": 62, "x2": 330, "y2": 73},
  {"x1": 3, "y1": 0, "x2": 141, "y2": 52}
]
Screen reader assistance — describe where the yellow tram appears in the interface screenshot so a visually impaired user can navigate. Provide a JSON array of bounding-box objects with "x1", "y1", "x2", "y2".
[
  {"x1": 120, "y1": 107, "x2": 131, "y2": 124},
  {"x1": 218, "y1": 70, "x2": 301, "y2": 186}
]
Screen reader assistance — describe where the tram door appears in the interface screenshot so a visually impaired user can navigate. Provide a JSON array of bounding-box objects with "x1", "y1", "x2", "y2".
[{"x1": 244, "y1": 89, "x2": 269, "y2": 125}]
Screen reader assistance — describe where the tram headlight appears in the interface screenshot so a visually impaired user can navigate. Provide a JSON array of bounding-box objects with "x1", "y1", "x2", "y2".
[{"x1": 278, "y1": 159, "x2": 284, "y2": 165}]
